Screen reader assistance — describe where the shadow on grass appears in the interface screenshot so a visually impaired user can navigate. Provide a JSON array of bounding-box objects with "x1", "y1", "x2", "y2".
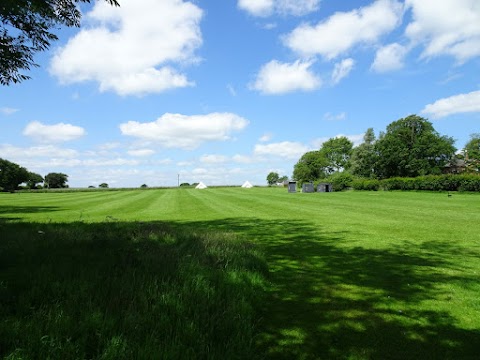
[
  {"x1": 171, "y1": 218, "x2": 480, "y2": 360},
  {"x1": 0, "y1": 220, "x2": 267, "y2": 360},
  {"x1": 1, "y1": 214, "x2": 479, "y2": 359},
  {"x1": 0, "y1": 205, "x2": 61, "y2": 215}
]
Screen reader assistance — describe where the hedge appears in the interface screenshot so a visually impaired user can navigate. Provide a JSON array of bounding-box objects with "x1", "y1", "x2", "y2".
[{"x1": 352, "y1": 174, "x2": 480, "y2": 192}]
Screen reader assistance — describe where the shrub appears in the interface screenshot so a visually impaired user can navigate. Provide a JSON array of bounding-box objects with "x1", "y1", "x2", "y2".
[
  {"x1": 379, "y1": 174, "x2": 480, "y2": 192},
  {"x1": 352, "y1": 178, "x2": 380, "y2": 191},
  {"x1": 321, "y1": 172, "x2": 355, "y2": 191}
]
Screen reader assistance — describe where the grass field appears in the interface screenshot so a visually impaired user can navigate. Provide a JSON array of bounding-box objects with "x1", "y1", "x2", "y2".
[{"x1": 1, "y1": 188, "x2": 480, "y2": 359}]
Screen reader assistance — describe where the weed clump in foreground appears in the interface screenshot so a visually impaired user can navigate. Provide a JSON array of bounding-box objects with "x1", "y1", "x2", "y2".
[{"x1": 0, "y1": 221, "x2": 268, "y2": 360}]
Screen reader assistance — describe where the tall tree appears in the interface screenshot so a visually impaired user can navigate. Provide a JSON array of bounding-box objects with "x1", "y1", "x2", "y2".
[
  {"x1": 350, "y1": 128, "x2": 378, "y2": 178},
  {"x1": 26, "y1": 171, "x2": 43, "y2": 189},
  {"x1": 0, "y1": 158, "x2": 29, "y2": 192},
  {"x1": 1, "y1": 0, "x2": 119, "y2": 85},
  {"x1": 375, "y1": 115, "x2": 455, "y2": 178},
  {"x1": 293, "y1": 150, "x2": 327, "y2": 183},
  {"x1": 266, "y1": 172, "x2": 280, "y2": 186},
  {"x1": 319, "y1": 136, "x2": 353, "y2": 174},
  {"x1": 464, "y1": 133, "x2": 480, "y2": 172},
  {"x1": 44, "y1": 172, "x2": 68, "y2": 188}
]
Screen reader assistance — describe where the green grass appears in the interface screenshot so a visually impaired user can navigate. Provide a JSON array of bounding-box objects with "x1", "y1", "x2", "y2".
[{"x1": 1, "y1": 188, "x2": 480, "y2": 359}]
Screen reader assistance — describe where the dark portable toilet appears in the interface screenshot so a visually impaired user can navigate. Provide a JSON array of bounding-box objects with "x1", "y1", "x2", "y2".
[
  {"x1": 317, "y1": 182, "x2": 333, "y2": 192},
  {"x1": 288, "y1": 181, "x2": 297, "y2": 193},
  {"x1": 302, "y1": 182, "x2": 314, "y2": 193}
]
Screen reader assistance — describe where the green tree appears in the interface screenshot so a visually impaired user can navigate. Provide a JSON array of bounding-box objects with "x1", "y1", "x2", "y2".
[
  {"x1": 464, "y1": 133, "x2": 480, "y2": 172},
  {"x1": 140, "y1": 184, "x2": 148, "y2": 188},
  {"x1": 0, "y1": 158, "x2": 29, "y2": 191},
  {"x1": 350, "y1": 128, "x2": 378, "y2": 178},
  {"x1": 99, "y1": 183, "x2": 109, "y2": 188},
  {"x1": 266, "y1": 172, "x2": 280, "y2": 186},
  {"x1": 26, "y1": 171, "x2": 43, "y2": 189},
  {"x1": 375, "y1": 115, "x2": 455, "y2": 178},
  {"x1": 319, "y1": 136, "x2": 353, "y2": 174},
  {"x1": 292, "y1": 150, "x2": 327, "y2": 184},
  {"x1": 44, "y1": 172, "x2": 68, "y2": 188},
  {"x1": 1, "y1": 0, "x2": 119, "y2": 85}
]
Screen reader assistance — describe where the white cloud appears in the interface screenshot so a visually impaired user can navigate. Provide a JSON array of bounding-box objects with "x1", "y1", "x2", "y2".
[
  {"x1": 238, "y1": 0, "x2": 273, "y2": 17},
  {"x1": 0, "y1": 144, "x2": 79, "y2": 159},
  {"x1": 82, "y1": 158, "x2": 140, "y2": 167},
  {"x1": 177, "y1": 161, "x2": 194, "y2": 167},
  {"x1": 227, "y1": 84, "x2": 237, "y2": 96},
  {"x1": 232, "y1": 154, "x2": 256, "y2": 164},
  {"x1": 0, "y1": 107, "x2": 19, "y2": 115},
  {"x1": 283, "y1": 0, "x2": 403, "y2": 59},
  {"x1": 405, "y1": 0, "x2": 480, "y2": 63},
  {"x1": 323, "y1": 112, "x2": 346, "y2": 121},
  {"x1": 200, "y1": 154, "x2": 228, "y2": 164},
  {"x1": 238, "y1": 0, "x2": 319, "y2": 17},
  {"x1": 23, "y1": 121, "x2": 86, "y2": 143},
  {"x1": 371, "y1": 43, "x2": 408, "y2": 72},
  {"x1": 252, "y1": 60, "x2": 321, "y2": 94},
  {"x1": 50, "y1": 0, "x2": 203, "y2": 96},
  {"x1": 120, "y1": 112, "x2": 249, "y2": 150},
  {"x1": 151, "y1": 158, "x2": 173, "y2": 165},
  {"x1": 254, "y1": 141, "x2": 310, "y2": 159},
  {"x1": 192, "y1": 168, "x2": 208, "y2": 175},
  {"x1": 332, "y1": 58, "x2": 355, "y2": 84},
  {"x1": 127, "y1": 149, "x2": 155, "y2": 157},
  {"x1": 259, "y1": 133, "x2": 273, "y2": 142},
  {"x1": 263, "y1": 23, "x2": 277, "y2": 30},
  {"x1": 421, "y1": 90, "x2": 480, "y2": 118},
  {"x1": 98, "y1": 142, "x2": 121, "y2": 150}
]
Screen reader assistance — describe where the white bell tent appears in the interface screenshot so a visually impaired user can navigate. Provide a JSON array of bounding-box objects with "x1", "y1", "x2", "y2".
[
  {"x1": 241, "y1": 181, "x2": 253, "y2": 188},
  {"x1": 195, "y1": 182, "x2": 208, "y2": 189}
]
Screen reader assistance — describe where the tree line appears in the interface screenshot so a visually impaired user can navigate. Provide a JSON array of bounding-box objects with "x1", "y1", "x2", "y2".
[
  {"x1": 290, "y1": 115, "x2": 479, "y2": 185},
  {"x1": 0, "y1": 158, "x2": 68, "y2": 192}
]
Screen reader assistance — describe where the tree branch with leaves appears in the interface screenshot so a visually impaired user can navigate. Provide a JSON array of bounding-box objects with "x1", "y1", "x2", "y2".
[{"x1": 1, "y1": 0, "x2": 119, "y2": 85}]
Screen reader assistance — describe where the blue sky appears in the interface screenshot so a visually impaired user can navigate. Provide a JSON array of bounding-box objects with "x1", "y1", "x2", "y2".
[{"x1": 1, "y1": 0, "x2": 479, "y2": 187}]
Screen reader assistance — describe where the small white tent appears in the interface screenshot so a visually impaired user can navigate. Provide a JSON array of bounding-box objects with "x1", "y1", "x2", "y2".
[
  {"x1": 195, "y1": 182, "x2": 208, "y2": 189},
  {"x1": 241, "y1": 181, "x2": 253, "y2": 188}
]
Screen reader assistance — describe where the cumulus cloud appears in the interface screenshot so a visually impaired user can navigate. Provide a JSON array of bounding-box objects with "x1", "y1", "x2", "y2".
[
  {"x1": 127, "y1": 149, "x2": 155, "y2": 157},
  {"x1": 421, "y1": 90, "x2": 480, "y2": 119},
  {"x1": 238, "y1": 0, "x2": 320, "y2": 17},
  {"x1": 0, "y1": 144, "x2": 79, "y2": 159},
  {"x1": 259, "y1": 133, "x2": 273, "y2": 142},
  {"x1": 120, "y1": 112, "x2": 249, "y2": 150},
  {"x1": 332, "y1": 58, "x2": 355, "y2": 84},
  {"x1": 371, "y1": 43, "x2": 408, "y2": 72},
  {"x1": 82, "y1": 158, "x2": 140, "y2": 167},
  {"x1": 232, "y1": 154, "x2": 256, "y2": 164},
  {"x1": 0, "y1": 107, "x2": 19, "y2": 115},
  {"x1": 50, "y1": 0, "x2": 203, "y2": 96},
  {"x1": 254, "y1": 141, "x2": 310, "y2": 159},
  {"x1": 283, "y1": 0, "x2": 403, "y2": 59},
  {"x1": 405, "y1": 0, "x2": 480, "y2": 63},
  {"x1": 23, "y1": 121, "x2": 86, "y2": 143},
  {"x1": 200, "y1": 154, "x2": 228, "y2": 164},
  {"x1": 252, "y1": 60, "x2": 321, "y2": 94},
  {"x1": 178, "y1": 161, "x2": 194, "y2": 167}
]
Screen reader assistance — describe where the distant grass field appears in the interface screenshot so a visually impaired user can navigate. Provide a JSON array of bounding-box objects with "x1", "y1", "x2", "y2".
[{"x1": 1, "y1": 188, "x2": 480, "y2": 359}]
